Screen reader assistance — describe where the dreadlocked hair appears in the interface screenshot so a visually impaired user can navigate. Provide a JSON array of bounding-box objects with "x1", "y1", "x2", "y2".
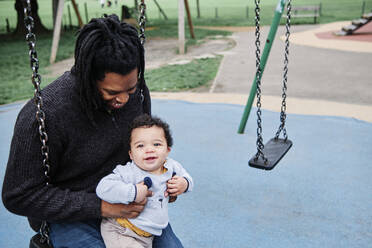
[{"x1": 72, "y1": 14, "x2": 146, "y2": 122}]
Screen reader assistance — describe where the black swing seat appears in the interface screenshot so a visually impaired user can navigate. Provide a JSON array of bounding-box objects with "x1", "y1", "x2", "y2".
[{"x1": 249, "y1": 138, "x2": 292, "y2": 170}]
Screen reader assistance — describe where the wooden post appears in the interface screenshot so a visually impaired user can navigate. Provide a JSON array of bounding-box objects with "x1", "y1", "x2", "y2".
[
  {"x1": 196, "y1": 0, "x2": 200, "y2": 18},
  {"x1": 52, "y1": 0, "x2": 58, "y2": 27},
  {"x1": 184, "y1": 0, "x2": 195, "y2": 39},
  {"x1": 63, "y1": 14, "x2": 67, "y2": 31},
  {"x1": 215, "y1": 7, "x2": 218, "y2": 18},
  {"x1": 84, "y1": 2, "x2": 89, "y2": 23},
  {"x1": 71, "y1": 0, "x2": 84, "y2": 28},
  {"x1": 121, "y1": 5, "x2": 127, "y2": 20},
  {"x1": 134, "y1": 0, "x2": 138, "y2": 10},
  {"x1": 319, "y1": 2, "x2": 322, "y2": 16},
  {"x1": 153, "y1": 0, "x2": 168, "y2": 20},
  {"x1": 50, "y1": 0, "x2": 65, "y2": 64},
  {"x1": 178, "y1": 0, "x2": 185, "y2": 54},
  {"x1": 6, "y1": 18, "x2": 11, "y2": 33},
  {"x1": 67, "y1": 4, "x2": 72, "y2": 29}
]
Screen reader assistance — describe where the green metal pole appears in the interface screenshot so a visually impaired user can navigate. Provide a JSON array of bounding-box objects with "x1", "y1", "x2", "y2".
[{"x1": 237, "y1": 0, "x2": 287, "y2": 134}]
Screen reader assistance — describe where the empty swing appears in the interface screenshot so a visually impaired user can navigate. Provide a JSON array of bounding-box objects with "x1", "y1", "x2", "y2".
[{"x1": 248, "y1": 0, "x2": 293, "y2": 170}]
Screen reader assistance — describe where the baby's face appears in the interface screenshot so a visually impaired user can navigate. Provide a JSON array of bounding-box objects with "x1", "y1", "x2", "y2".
[{"x1": 129, "y1": 126, "x2": 170, "y2": 174}]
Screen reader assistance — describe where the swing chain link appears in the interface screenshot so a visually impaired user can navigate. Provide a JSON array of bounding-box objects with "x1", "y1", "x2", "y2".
[
  {"x1": 138, "y1": 0, "x2": 146, "y2": 103},
  {"x1": 254, "y1": 0, "x2": 267, "y2": 163},
  {"x1": 23, "y1": 1, "x2": 52, "y2": 245},
  {"x1": 23, "y1": 0, "x2": 51, "y2": 184},
  {"x1": 275, "y1": 0, "x2": 291, "y2": 140},
  {"x1": 39, "y1": 221, "x2": 51, "y2": 244},
  {"x1": 138, "y1": 0, "x2": 146, "y2": 45}
]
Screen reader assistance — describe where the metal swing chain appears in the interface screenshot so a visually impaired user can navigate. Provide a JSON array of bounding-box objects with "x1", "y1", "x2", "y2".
[
  {"x1": 275, "y1": 0, "x2": 291, "y2": 140},
  {"x1": 138, "y1": 0, "x2": 147, "y2": 45},
  {"x1": 138, "y1": 0, "x2": 147, "y2": 103},
  {"x1": 23, "y1": 0, "x2": 51, "y2": 184},
  {"x1": 22, "y1": 0, "x2": 51, "y2": 244},
  {"x1": 253, "y1": 0, "x2": 267, "y2": 162}
]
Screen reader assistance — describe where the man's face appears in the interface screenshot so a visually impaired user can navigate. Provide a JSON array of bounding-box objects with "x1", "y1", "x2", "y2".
[
  {"x1": 97, "y1": 68, "x2": 138, "y2": 110},
  {"x1": 129, "y1": 126, "x2": 171, "y2": 175}
]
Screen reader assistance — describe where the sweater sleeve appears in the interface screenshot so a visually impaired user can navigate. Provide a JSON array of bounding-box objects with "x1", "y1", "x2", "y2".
[
  {"x1": 2, "y1": 102, "x2": 101, "y2": 222},
  {"x1": 96, "y1": 164, "x2": 137, "y2": 204},
  {"x1": 170, "y1": 158, "x2": 194, "y2": 193}
]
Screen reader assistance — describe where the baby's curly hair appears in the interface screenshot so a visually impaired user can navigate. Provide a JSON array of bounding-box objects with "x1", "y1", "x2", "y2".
[{"x1": 129, "y1": 114, "x2": 173, "y2": 148}]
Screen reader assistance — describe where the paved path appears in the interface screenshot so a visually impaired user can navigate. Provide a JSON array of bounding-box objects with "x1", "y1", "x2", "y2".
[
  {"x1": 46, "y1": 37, "x2": 234, "y2": 77},
  {"x1": 211, "y1": 22, "x2": 372, "y2": 105},
  {"x1": 153, "y1": 21, "x2": 372, "y2": 123}
]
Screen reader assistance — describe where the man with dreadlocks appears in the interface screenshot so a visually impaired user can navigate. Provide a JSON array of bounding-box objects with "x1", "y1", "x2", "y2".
[{"x1": 2, "y1": 15, "x2": 184, "y2": 247}]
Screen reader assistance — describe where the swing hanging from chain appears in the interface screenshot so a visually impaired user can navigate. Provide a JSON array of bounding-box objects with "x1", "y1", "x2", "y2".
[
  {"x1": 22, "y1": 1, "x2": 148, "y2": 247},
  {"x1": 22, "y1": 1, "x2": 52, "y2": 246},
  {"x1": 248, "y1": 0, "x2": 293, "y2": 170}
]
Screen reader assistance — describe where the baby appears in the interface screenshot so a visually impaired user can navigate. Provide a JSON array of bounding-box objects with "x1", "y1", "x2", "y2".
[{"x1": 96, "y1": 114, "x2": 193, "y2": 248}]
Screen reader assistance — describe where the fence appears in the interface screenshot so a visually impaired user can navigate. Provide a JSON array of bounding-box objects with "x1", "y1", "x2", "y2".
[{"x1": 1, "y1": 1, "x2": 372, "y2": 34}]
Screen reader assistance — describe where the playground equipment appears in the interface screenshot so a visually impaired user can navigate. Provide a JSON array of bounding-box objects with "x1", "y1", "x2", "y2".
[
  {"x1": 21, "y1": 0, "x2": 150, "y2": 247},
  {"x1": 238, "y1": 0, "x2": 293, "y2": 170},
  {"x1": 335, "y1": 12, "x2": 372, "y2": 36},
  {"x1": 21, "y1": 1, "x2": 292, "y2": 246},
  {"x1": 22, "y1": 1, "x2": 52, "y2": 247}
]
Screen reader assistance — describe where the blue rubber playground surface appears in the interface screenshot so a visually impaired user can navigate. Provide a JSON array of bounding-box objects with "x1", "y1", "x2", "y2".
[{"x1": 1, "y1": 99, "x2": 372, "y2": 247}]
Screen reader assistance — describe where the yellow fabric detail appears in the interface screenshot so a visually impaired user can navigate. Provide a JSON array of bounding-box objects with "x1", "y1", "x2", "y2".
[
  {"x1": 116, "y1": 218, "x2": 152, "y2": 237},
  {"x1": 115, "y1": 166, "x2": 169, "y2": 237}
]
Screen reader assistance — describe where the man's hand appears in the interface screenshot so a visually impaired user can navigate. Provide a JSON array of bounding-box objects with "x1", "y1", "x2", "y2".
[
  {"x1": 101, "y1": 186, "x2": 152, "y2": 219},
  {"x1": 165, "y1": 176, "x2": 188, "y2": 197}
]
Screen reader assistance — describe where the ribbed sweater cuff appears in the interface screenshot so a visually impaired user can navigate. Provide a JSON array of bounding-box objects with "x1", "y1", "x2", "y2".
[
  {"x1": 86, "y1": 193, "x2": 103, "y2": 218},
  {"x1": 132, "y1": 184, "x2": 137, "y2": 202},
  {"x1": 183, "y1": 177, "x2": 190, "y2": 192}
]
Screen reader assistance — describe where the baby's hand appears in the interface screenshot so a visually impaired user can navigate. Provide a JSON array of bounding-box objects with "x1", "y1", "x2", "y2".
[
  {"x1": 135, "y1": 182, "x2": 152, "y2": 203},
  {"x1": 165, "y1": 176, "x2": 188, "y2": 197}
]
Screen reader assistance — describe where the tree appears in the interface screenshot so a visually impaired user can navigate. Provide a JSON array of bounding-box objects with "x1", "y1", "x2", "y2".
[{"x1": 14, "y1": 0, "x2": 49, "y2": 35}]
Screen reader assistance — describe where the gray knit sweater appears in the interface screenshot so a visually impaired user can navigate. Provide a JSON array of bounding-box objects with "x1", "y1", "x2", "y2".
[{"x1": 1, "y1": 71, "x2": 150, "y2": 231}]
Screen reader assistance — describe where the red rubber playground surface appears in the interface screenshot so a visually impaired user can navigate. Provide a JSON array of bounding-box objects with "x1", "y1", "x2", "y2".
[{"x1": 315, "y1": 21, "x2": 372, "y2": 42}]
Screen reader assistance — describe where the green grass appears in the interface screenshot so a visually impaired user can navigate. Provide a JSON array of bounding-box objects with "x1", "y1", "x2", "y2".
[
  {"x1": 146, "y1": 25, "x2": 231, "y2": 53},
  {"x1": 0, "y1": 24, "x2": 228, "y2": 104},
  {"x1": 1, "y1": 0, "x2": 371, "y2": 32},
  {"x1": 146, "y1": 25, "x2": 230, "y2": 39},
  {"x1": 0, "y1": 30, "x2": 76, "y2": 104},
  {"x1": 145, "y1": 56, "x2": 222, "y2": 92}
]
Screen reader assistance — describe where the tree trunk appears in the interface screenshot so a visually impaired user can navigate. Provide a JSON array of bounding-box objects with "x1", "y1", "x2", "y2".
[{"x1": 14, "y1": 0, "x2": 49, "y2": 35}]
